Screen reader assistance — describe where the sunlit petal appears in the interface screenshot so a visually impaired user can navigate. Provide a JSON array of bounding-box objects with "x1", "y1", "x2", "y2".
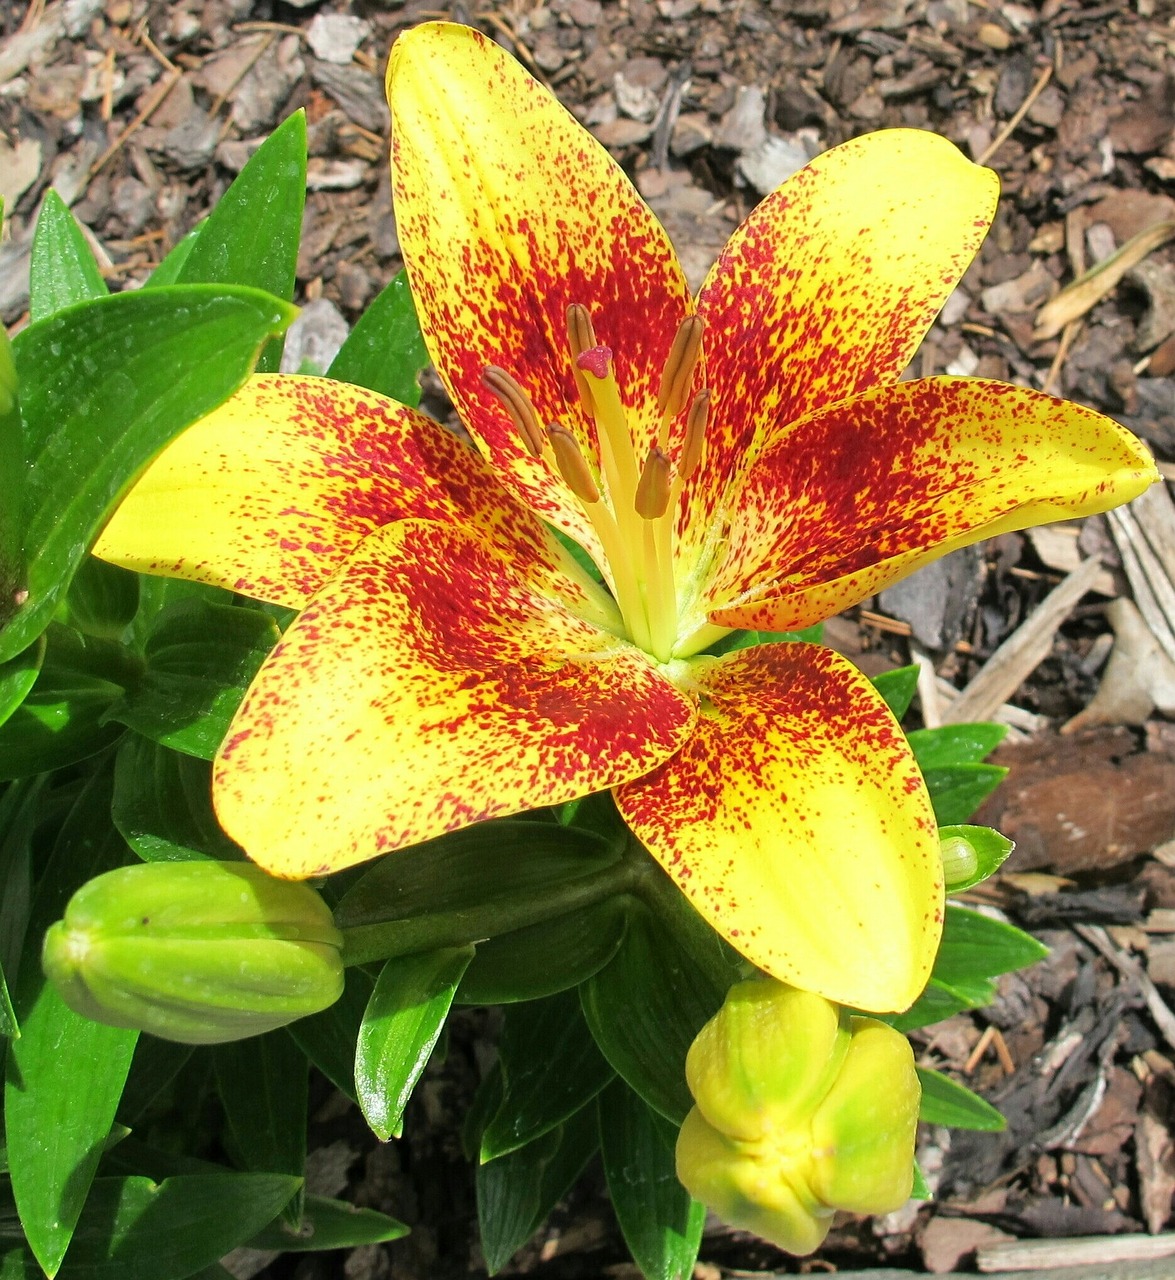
[
  {"x1": 681, "y1": 130, "x2": 998, "y2": 562},
  {"x1": 388, "y1": 22, "x2": 692, "y2": 557},
  {"x1": 215, "y1": 520, "x2": 696, "y2": 877},
  {"x1": 703, "y1": 377, "x2": 1159, "y2": 632},
  {"x1": 615, "y1": 643, "x2": 942, "y2": 1013},
  {"x1": 94, "y1": 374, "x2": 547, "y2": 608}
]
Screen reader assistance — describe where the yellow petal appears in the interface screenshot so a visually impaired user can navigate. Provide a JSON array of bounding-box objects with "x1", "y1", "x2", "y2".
[
  {"x1": 388, "y1": 22, "x2": 692, "y2": 559},
  {"x1": 95, "y1": 374, "x2": 543, "y2": 608},
  {"x1": 706, "y1": 377, "x2": 1159, "y2": 632},
  {"x1": 681, "y1": 129, "x2": 998, "y2": 565},
  {"x1": 215, "y1": 520, "x2": 695, "y2": 877},
  {"x1": 615, "y1": 643, "x2": 943, "y2": 1013}
]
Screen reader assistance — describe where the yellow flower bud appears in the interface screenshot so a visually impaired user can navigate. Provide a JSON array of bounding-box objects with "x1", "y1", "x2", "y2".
[
  {"x1": 676, "y1": 979, "x2": 919, "y2": 1254},
  {"x1": 43, "y1": 861, "x2": 345, "y2": 1044}
]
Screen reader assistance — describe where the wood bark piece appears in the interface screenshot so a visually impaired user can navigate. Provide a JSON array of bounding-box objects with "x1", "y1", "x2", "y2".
[
  {"x1": 976, "y1": 1232, "x2": 1175, "y2": 1273},
  {"x1": 1075, "y1": 923, "x2": 1175, "y2": 1057},
  {"x1": 942, "y1": 558, "x2": 1102, "y2": 724},
  {"x1": 1107, "y1": 485, "x2": 1175, "y2": 669}
]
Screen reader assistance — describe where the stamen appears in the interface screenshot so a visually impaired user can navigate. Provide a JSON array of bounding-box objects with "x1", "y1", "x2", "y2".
[
  {"x1": 656, "y1": 316, "x2": 704, "y2": 418},
  {"x1": 483, "y1": 366, "x2": 545, "y2": 458},
  {"x1": 547, "y1": 424, "x2": 600, "y2": 503},
  {"x1": 680, "y1": 388, "x2": 710, "y2": 480},
  {"x1": 635, "y1": 447, "x2": 672, "y2": 520},
  {"x1": 566, "y1": 304, "x2": 597, "y2": 410}
]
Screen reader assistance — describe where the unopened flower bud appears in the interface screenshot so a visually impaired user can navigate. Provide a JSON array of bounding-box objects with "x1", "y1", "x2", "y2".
[
  {"x1": 940, "y1": 833, "x2": 979, "y2": 889},
  {"x1": 676, "y1": 979, "x2": 919, "y2": 1255},
  {"x1": 43, "y1": 861, "x2": 345, "y2": 1044}
]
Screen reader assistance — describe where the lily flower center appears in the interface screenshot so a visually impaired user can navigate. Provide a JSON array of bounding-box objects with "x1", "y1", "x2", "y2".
[{"x1": 485, "y1": 305, "x2": 717, "y2": 666}]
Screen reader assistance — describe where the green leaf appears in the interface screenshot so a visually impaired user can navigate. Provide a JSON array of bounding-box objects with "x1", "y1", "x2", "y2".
[
  {"x1": 143, "y1": 228, "x2": 201, "y2": 289},
  {"x1": 111, "y1": 735, "x2": 244, "y2": 862},
  {"x1": 107, "y1": 601, "x2": 279, "y2": 760},
  {"x1": 0, "y1": 1173, "x2": 301, "y2": 1280},
  {"x1": 0, "y1": 322, "x2": 22, "y2": 612},
  {"x1": 917, "y1": 1067, "x2": 1006, "y2": 1131},
  {"x1": 28, "y1": 191, "x2": 109, "y2": 323},
  {"x1": 177, "y1": 111, "x2": 305, "y2": 374},
  {"x1": 0, "y1": 966, "x2": 16, "y2": 1039},
  {"x1": 286, "y1": 966, "x2": 373, "y2": 1102},
  {"x1": 938, "y1": 824, "x2": 1014, "y2": 894},
  {"x1": 922, "y1": 762, "x2": 1007, "y2": 825},
  {"x1": 5, "y1": 768, "x2": 137, "y2": 1278},
  {"x1": 214, "y1": 1031, "x2": 308, "y2": 1226},
  {"x1": 116, "y1": 1036, "x2": 193, "y2": 1129},
  {"x1": 872, "y1": 664, "x2": 919, "y2": 719},
  {"x1": 1, "y1": 284, "x2": 296, "y2": 662},
  {"x1": 456, "y1": 897, "x2": 628, "y2": 1005},
  {"x1": 0, "y1": 639, "x2": 44, "y2": 732},
  {"x1": 0, "y1": 626, "x2": 136, "y2": 780},
  {"x1": 57, "y1": 559, "x2": 139, "y2": 642},
  {"x1": 705, "y1": 623, "x2": 824, "y2": 657},
  {"x1": 908, "y1": 722, "x2": 1007, "y2": 770},
  {"x1": 580, "y1": 899, "x2": 737, "y2": 1125},
  {"x1": 481, "y1": 990, "x2": 615, "y2": 1162},
  {"x1": 477, "y1": 1104, "x2": 598, "y2": 1275},
  {"x1": 336, "y1": 820, "x2": 624, "y2": 963},
  {"x1": 244, "y1": 1194, "x2": 408, "y2": 1251},
  {"x1": 0, "y1": 775, "x2": 43, "y2": 981},
  {"x1": 356, "y1": 947, "x2": 473, "y2": 1141},
  {"x1": 327, "y1": 269, "x2": 429, "y2": 406},
  {"x1": 934, "y1": 905, "x2": 1047, "y2": 988},
  {"x1": 597, "y1": 1080, "x2": 703, "y2": 1280},
  {"x1": 889, "y1": 975, "x2": 996, "y2": 1033},
  {"x1": 911, "y1": 1162, "x2": 931, "y2": 1201}
]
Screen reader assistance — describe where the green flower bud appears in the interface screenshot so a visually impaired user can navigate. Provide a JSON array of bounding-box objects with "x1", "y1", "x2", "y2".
[
  {"x1": 676, "y1": 979, "x2": 919, "y2": 1255},
  {"x1": 43, "y1": 861, "x2": 345, "y2": 1044},
  {"x1": 940, "y1": 834, "x2": 979, "y2": 889}
]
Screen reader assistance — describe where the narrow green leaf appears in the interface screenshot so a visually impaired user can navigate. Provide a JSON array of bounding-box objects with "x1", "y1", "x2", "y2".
[
  {"x1": 28, "y1": 191, "x2": 109, "y2": 323},
  {"x1": 177, "y1": 112, "x2": 305, "y2": 300},
  {"x1": 57, "y1": 560, "x2": 139, "y2": 642},
  {"x1": 356, "y1": 947, "x2": 473, "y2": 1141},
  {"x1": 0, "y1": 775, "x2": 44, "y2": 980},
  {"x1": 0, "y1": 966, "x2": 16, "y2": 1039},
  {"x1": 5, "y1": 768, "x2": 137, "y2": 1278},
  {"x1": 1, "y1": 285, "x2": 296, "y2": 662},
  {"x1": 938, "y1": 824, "x2": 1014, "y2": 894},
  {"x1": 456, "y1": 897, "x2": 628, "y2": 1005},
  {"x1": 0, "y1": 1172, "x2": 301, "y2": 1280},
  {"x1": 107, "y1": 601, "x2": 279, "y2": 760},
  {"x1": 214, "y1": 1031, "x2": 308, "y2": 1226},
  {"x1": 477, "y1": 1104, "x2": 598, "y2": 1275},
  {"x1": 481, "y1": 990, "x2": 615, "y2": 1162},
  {"x1": 934, "y1": 905, "x2": 1047, "y2": 987},
  {"x1": 917, "y1": 1067, "x2": 1006, "y2": 1131},
  {"x1": 327, "y1": 270, "x2": 429, "y2": 406},
  {"x1": 111, "y1": 735, "x2": 244, "y2": 862},
  {"x1": 887, "y1": 977, "x2": 993, "y2": 1033},
  {"x1": 704, "y1": 623, "x2": 823, "y2": 657},
  {"x1": 909, "y1": 722, "x2": 1007, "y2": 770},
  {"x1": 580, "y1": 901, "x2": 734, "y2": 1125},
  {"x1": 911, "y1": 1162, "x2": 931, "y2": 1200},
  {"x1": 116, "y1": 1036, "x2": 193, "y2": 1129},
  {"x1": 0, "y1": 639, "x2": 44, "y2": 732},
  {"x1": 286, "y1": 966, "x2": 373, "y2": 1102},
  {"x1": 0, "y1": 323, "x2": 22, "y2": 612},
  {"x1": 0, "y1": 626, "x2": 136, "y2": 780},
  {"x1": 597, "y1": 1080, "x2": 703, "y2": 1280},
  {"x1": 245, "y1": 1195, "x2": 409, "y2": 1251},
  {"x1": 922, "y1": 762, "x2": 1007, "y2": 825},
  {"x1": 871, "y1": 664, "x2": 920, "y2": 719}
]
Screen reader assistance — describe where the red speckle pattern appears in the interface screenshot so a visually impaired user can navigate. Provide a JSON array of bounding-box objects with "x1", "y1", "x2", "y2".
[
  {"x1": 703, "y1": 377, "x2": 1157, "y2": 632},
  {"x1": 389, "y1": 24, "x2": 691, "y2": 558},
  {"x1": 214, "y1": 519, "x2": 696, "y2": 877},
  {"x1": 615, "y1": 643, "x2": 943, "y2": 1012}
]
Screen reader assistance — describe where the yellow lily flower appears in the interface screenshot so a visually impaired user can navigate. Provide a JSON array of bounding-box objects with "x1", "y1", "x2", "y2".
[{"x1": 96, "y1": 22, "x2": 1156, "y2": 1013}]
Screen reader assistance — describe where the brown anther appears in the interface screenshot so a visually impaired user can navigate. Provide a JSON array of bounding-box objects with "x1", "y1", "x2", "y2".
[
  {"x1": 547, "y1": 424, "x2": 600, "y2": 503},
  {"x1": 680, "y1": 388, "x2": 710, "y2": 480},
  {"x1": 635, "y1": 447, "x2": 672, "y2": 520},
  {"x1": 483, "y1": 366, "x2": 545, "y2": 458},
  {"x1": 566, "y1": 304, "x2": 598, "y2": 411},
  {"x1": 656, "y1": 315, "x2": 704, "y2": 418}
]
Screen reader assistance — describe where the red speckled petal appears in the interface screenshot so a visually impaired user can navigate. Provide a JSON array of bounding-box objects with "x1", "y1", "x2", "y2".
[
  {"x1": 94, "y1": 374, "x2": 548, "y2": 609},
  {"x1": 703, "y1": 378, "x2": 1159, "y2": 633},
  {"x1": 680, "y1": 130, "x2": 997, "y2": 565},
  {"x1": 214, "y1": 519, "x2": 695, "y2": 877},
  {"x1": 615, "y1": 643, "x2": 943, "y2": 1013},
  {"x1": 388, "y1": 22, "x2": 691, "y2": 556}
]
